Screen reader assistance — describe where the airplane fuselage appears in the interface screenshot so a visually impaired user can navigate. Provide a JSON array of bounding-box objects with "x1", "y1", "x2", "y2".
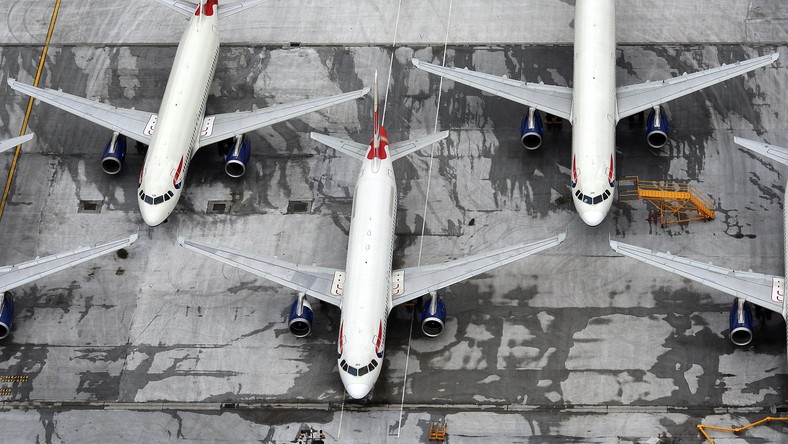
[
  {"x1": 137, "y1": 10, "x2": 219, "y2": 226},
  {"x1": 336, "y1": 127, "x2": 396, "y2": 399},
  {"x1": 570, "y1": 0, "x2": 617, "y2": 226}
]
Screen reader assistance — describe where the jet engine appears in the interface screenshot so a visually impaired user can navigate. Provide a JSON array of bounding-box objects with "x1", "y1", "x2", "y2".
[
  {"x1": 224, "y1": 135, "x2": 251, "y2": 178},
  {"x1": 101, "y1": 132, "x2": 127, "y2": 174},
  {"x1": 287, "y1": 295, "x2": 313, "y2": 338},
  {"x1": 729, "y1": 298, "x2": 754, "y2": 346},
  {"x1": 420, "y1": 292, "x2": 446, "y2": 337},
  {"x1": 0, "y1": 292, "x2": 15, "y2": 340},
  {"x1": 519, "y1": 107, "x2": 544, "y2": 150},
  {"x1": 645, "y1": 106, "x2": 669, "y2": 149}
]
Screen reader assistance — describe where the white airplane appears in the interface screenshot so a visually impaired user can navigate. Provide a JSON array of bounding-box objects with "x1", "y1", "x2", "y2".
[
  {"x1": 179, "y1": 76, "x2": 566, "y2": 398},
  {"x1": 0, "y1": 234, "x2": 137, "y2": 339},
  {"x1": 412, "y1": 0, "x2": 778, "y2": 227},
  {"x1": 610, "y1": 137, "x2": 787, "y2": 352},
  {"x1": 8, "y1": 0, "x2": 368, "y2": 226}
]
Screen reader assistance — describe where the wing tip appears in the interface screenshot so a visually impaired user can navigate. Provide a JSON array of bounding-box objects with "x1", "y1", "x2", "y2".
[
  {"x1": 177, "y1": 236, "x2": 186, "y2": 246},
  {"x1": 411, "y1": 58, "x2": 421, "y2": 67},
  {"x1": 557, "y1": 231, "x2": 567, "y2": 243},
  {"x1": 771, "y1": 52, "x2": 780, "y2": 62},
  {"x1": 128, "y1": 233, "x2": 139, "y2": 244},
  {"x1": 609, "y1": 238, "x2": 620, "y2": 252}
]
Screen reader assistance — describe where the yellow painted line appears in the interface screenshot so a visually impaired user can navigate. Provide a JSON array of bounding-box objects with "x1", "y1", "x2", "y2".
[{"x1": 0, "y1": 0, "x2": 62, "y2": 221}]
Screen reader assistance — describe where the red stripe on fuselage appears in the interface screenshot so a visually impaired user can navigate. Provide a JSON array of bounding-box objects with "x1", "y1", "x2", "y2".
[{"x1": 375, "y1": 320, "x2": 383, "y2": 353}]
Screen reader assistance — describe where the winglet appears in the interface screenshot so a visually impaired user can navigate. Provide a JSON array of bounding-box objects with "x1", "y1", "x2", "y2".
[
  {"x1": 177, "y1": 236, "x2": 187, "y2": 246},
  {"x1": 128, "y1": 233, "x2": 139, "y2": 244},
  {"x1": 411, "y1": 58, "x2": 421, "y2": 68}
]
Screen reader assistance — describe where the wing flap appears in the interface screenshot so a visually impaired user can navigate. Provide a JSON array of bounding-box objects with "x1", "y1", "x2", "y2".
[
  {"x1": 392, "y1": 232, "x2": 566, "y2": 306},
  {"x1": 616, "y1": 53, "x2": 778, "y2": 119},
  {"x1": 734, "y1": 137, "x2": 788, "y2": 168},
  {"x1": 389, "y1": 131, "x2": 450, "y2": 161},
  {"x1": 8, "y1": 79, "x2": 154, "y2": 145},
  {"x1": 199, "y1": 87, "x2": 369, "y2": 148},
  {"x1": 219, "y1": 0, "x2": 268, "y2": 18},
  {"x1": 610, "y1": 239, "x2": 783, "y2": 313},
  {"x1": 0, "y1": 235, "x2": 138, "y2": 293},
  {"x1": 412, "y1": 59, "x2": 573, "y2": 120},
  {"x1": 178, "y1": 237, "x2": 342, "y2": 307}
]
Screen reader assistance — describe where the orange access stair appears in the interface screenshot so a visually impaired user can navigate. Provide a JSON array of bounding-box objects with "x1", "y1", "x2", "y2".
[{"x1": 618, "y1": 176, "x2": 715, "y2": 227}]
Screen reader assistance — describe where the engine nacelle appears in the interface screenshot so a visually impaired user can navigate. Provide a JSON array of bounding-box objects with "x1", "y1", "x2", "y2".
[
  {"x1": 519, "y1": 107, "x2": 544, "y2": 150},
  {"x1": 288, "y1": 296, "x2": 313, "y2": 338},
  {"x1": 729, "y1": 298, "x2": 754, "y2": 346},
  {"x1": 420, "y1": 292, "x2": 446, "y2": 337},
  {"x1": 224, "y1": 135, "x2": 251, "y2": 178},
  {"x1": 0, "y1": 292, "x2": 15, "y2": 340},
  {"x1": 645, "y1": 106, "x2": 669, "y2": 149},
  {"x1": 101, "y1": 132, "x2": 127, "y2": 175}
]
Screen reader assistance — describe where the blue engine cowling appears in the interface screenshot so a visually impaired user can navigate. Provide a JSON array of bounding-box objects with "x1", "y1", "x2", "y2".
[
  {"x1": 224, "y1": 135, "x2": 251, "y2": 178},
  {"x1": 645, "y1": 106, "x2": 670, "y2": 149},
  {"x1": 729, "y1": 298, "x2": 754, "y2": 346},
  {"x1": 519, "y1": 107, "x2": 544, "y2": 150},
  {"x1": 288, "y1": 297, "x2": 313, "y2": 338},
  {"x1": 101, "y1": 133, "x2": 127, "y2": 174},
  {"x1": 0, "y1": 292, "x2": 15, "y2": 340},
  {"x1": 420, "y1": 293, "x2": 446, "y2": 337}
]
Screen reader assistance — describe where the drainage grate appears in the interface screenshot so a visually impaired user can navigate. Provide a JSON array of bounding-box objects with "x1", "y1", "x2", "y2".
[
  {"x1": 207, "y1": 200, "x2": 232, "y2": 214},
  {"x1": 287, "y1": 200, "x2": 311, "y2": 214},
  {"x1": 78, "y1": 200, "x2": 103, "y2": 214}
]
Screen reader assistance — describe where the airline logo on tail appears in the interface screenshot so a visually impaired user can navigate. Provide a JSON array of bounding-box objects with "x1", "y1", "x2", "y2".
[{"x1": 196, "y1": 0, "x2": 218, "y2": 16}]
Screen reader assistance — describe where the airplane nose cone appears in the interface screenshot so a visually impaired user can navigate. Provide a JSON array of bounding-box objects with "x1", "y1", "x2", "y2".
[
  {"x1": 580, "y1": 210, "x2": 606, "y2": 227},
  {"x1": 140, "y1": 206, "x2": 168, "y2": 227},
  {"x1": 345, "y1": 383, "x2": 371, "y2": 399}
]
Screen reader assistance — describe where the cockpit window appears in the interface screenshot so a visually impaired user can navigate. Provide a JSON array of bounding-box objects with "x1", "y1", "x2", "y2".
[
  {"x1": 139, "y1": 189, "x2": 176, "y2": 205},
  {"x1": 575, "y1": 189, "x2": 613, "y2": 206},
  {"x1": 339, "y1": 358, "x2": 379, "y2": 377}
]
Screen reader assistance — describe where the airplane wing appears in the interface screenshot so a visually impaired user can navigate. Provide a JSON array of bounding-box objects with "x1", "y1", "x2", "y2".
[
  {"x1": 178, "y1": 237, "x2": 342, "y2": 307},
  {"x1": 392, "y1": 232, "x2": 566, "y2": 307},
  {"x1": 0, "y1": 134, "x2": 34, "y2": 154},
  {"x1": 310, "y1": 132, "x2": 368, "y2": 161},
  {"x1": 734, "y1": 137, "x2": 788, "y2": 168},
  {"x1": 411, "y1": 59, "x2": 573, "y2": 120},
  {"x1": 616, "y1": 53, "x2": 778, "y2": 120},
  {"x1": 389, "y1": 131, "x2": 449, "y2": 161},
  {"x1": 610, "y1": 239, "x2": 783, "y2": 314},
  {"x1": 154, "y1": 0, "x2": 197, "y2": 18},
  {"x1": 8, "y1": 79, "x2": 154, "y2": 145},
  {"x1": 0, "y1": 234, "x2": 137, "y2": 293},
  {"x1": 198, "y1": 87, "x2": 369, "y2": 148}
]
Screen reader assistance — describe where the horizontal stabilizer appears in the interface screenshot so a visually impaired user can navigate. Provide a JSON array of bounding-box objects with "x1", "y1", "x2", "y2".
[
  {"x1": 734, "y1": 137, "x2": 788, "y2": 168},
  {"x1": 617, "y1": 53, "x2": 778, "y2": 120},
  {"x1": 154, "y1": 0, "x2": 198, "y2": 18},
  {"x1": 156, "y1": 0, "x2": 267, "y2": 19},
  {"x1": 0, "y1": 133, "x2": 34, "y2": 155},
  {"x1": 310, "y1": 132, "x2": 368, "y2": 161},
  {"x1": 610, "y1": 239, "x2": 783, "y2": 314},
  {"x1": 392, "y1": 232, "x2": 566, "y2": 306},
  {"x1": 389, "y1": 131, "x2": 450, "y2": 161},
  {"x1": 0, "y1": 234, "x2": 138, "y2": 293},
  {"x1": 412, "y1": 59, "x2": 573, "y2": 120},
  {"x1": 178, "y1": 237, "x2": 343, "y2": 307}
]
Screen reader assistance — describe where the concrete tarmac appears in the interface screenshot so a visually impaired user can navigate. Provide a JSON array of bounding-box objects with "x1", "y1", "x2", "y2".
[{"x1": 0, "y1": 1, "x2": 785, "y2": 442}]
